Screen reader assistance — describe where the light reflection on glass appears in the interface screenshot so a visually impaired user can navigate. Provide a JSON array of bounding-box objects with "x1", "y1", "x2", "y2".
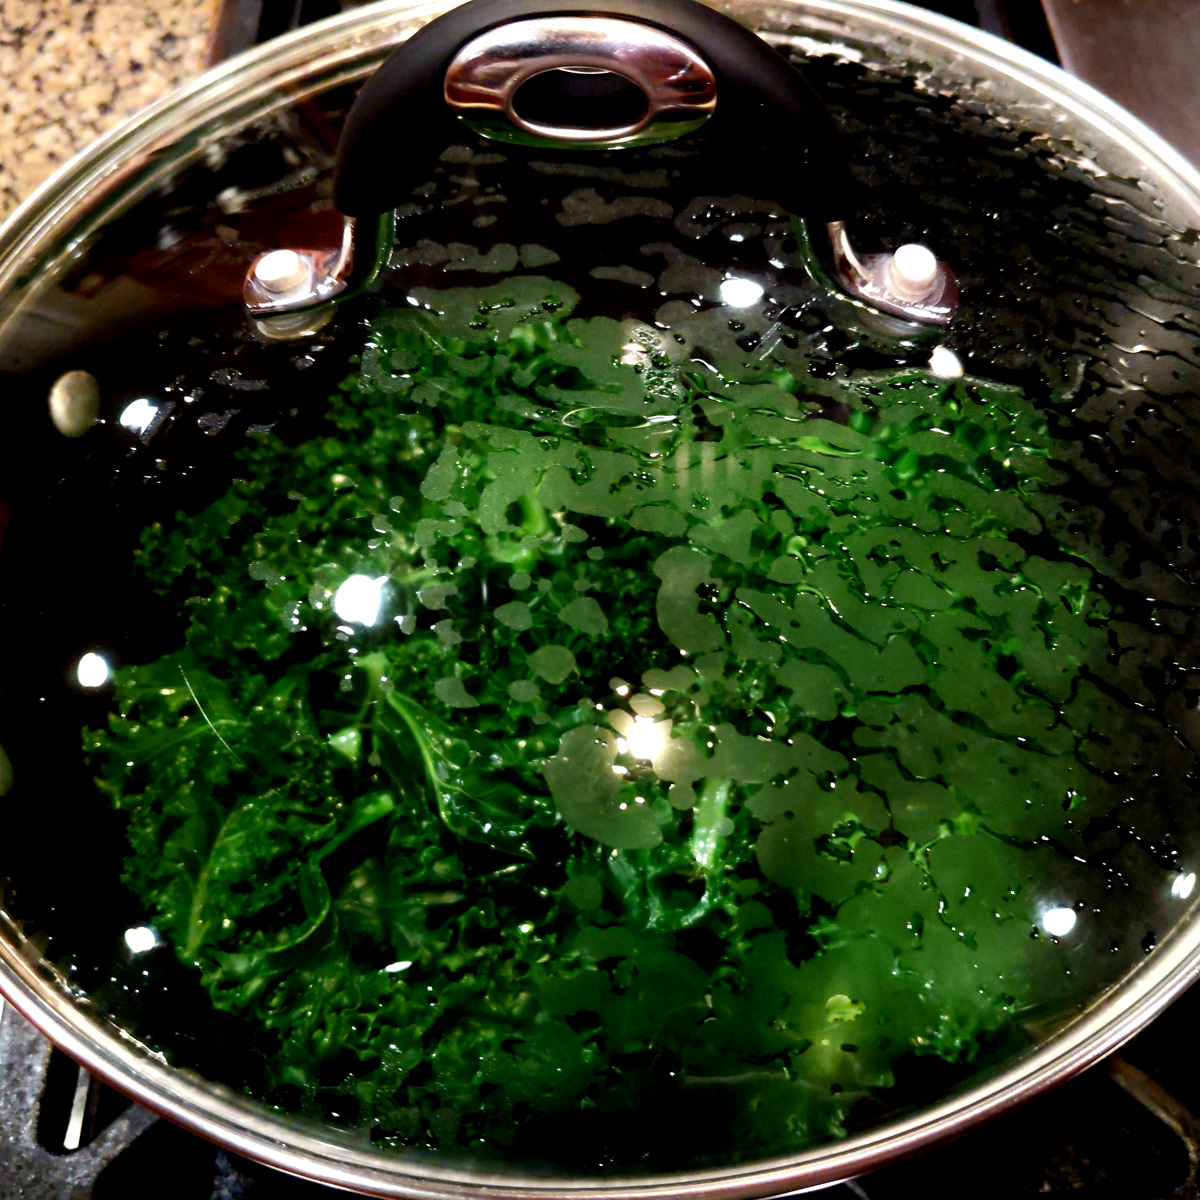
[
  {"x1": 719, "y1": 278, "x2": 765, "y2": 308},
  {"x1": 333, "y1": 575, "x2": 387, "y2": 626},
  {"x1": 1040, "y1": 906, "x2": 1077, "y2": 937},
  {"x1": 124, "y1": 925, "x2": 158, "y2": 954},
  {"x1": 118, "y1": 398, "x2": 159, "y2": 435},
  {"x1": 76, "y1": 652, "x2": 110, "y2": 688},
  {"x1": 1172, "y1": 872, "x2": 1197, "y2": 900},
  {"x1": 626, "y1": 716, "x2": 668, "y2": 762},
  {"x1": 929, "y1": 346, "x2": 964, "y2": 379}
]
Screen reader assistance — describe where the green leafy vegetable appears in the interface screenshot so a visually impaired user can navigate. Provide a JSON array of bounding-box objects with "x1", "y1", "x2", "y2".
[{"x1": 88, "y1": 274, "x2": 1150, "y2": 1167}]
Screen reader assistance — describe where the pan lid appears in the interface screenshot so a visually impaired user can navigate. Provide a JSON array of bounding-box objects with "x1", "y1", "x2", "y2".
[{"x1": 3, "y1": 0, "x2": 1200, "y2": 1194}]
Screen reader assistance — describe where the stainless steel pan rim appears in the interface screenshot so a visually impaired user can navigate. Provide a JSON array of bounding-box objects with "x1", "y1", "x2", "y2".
[
  {"x1": 4, "y1": 0, "x2": 1200, "y2": 1195},
  {"x1": 7, "y1": 905, "x2": 1200, "y2": 1198}
]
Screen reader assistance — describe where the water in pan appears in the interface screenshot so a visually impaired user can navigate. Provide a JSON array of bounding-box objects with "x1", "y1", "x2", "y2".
[{"x1": 2, "y1": 43, "x2": 1200, "y2": 1176}]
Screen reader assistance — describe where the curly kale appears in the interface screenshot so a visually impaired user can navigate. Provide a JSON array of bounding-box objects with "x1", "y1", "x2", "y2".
[{"x1": 87, "y1": 273, "x2": 1139, "y2": 1165}]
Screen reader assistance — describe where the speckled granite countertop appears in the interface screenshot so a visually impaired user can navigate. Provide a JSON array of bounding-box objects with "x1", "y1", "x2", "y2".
[{"x1": 0, "y1": 0, "x2": 218, "y2": 218}]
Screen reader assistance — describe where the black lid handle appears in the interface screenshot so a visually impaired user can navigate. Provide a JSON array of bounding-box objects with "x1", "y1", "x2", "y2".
[
  {"x1": 333, "y1": 0, "x2": 857, "y2": 222},
  {"x1": 246, "y1": 0, "x2": 960, "y2": 333}
]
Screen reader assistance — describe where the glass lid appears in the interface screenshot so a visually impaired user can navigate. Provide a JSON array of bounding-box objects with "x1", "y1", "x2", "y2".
[{"x1": 3, "y1": 0, "x2": 1200, "y2": 1192}]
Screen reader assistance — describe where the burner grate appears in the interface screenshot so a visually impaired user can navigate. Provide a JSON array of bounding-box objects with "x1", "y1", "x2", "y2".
[{"x1": 0, "y1": 997, "x2": 156, "y2": 1200}]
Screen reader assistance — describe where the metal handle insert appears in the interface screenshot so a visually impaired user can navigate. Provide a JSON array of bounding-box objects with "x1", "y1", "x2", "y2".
[{"x1": 444, "y1": 16, "x2": 717, "y2": 149}]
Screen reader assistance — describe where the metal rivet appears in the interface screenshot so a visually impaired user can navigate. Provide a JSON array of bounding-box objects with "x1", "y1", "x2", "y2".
[
  {"x1": 826, "y1": 222, "x2": 958, "y2": 325},
  {"x1": 888, "y1": 243, "x2": 939, "y2": 300},
  {"x1": 48, "y1": 369, "x2": 100, "y2": 438},
  {"x1": 254, "y1": 249, "x2": 310, "y2": 293}
]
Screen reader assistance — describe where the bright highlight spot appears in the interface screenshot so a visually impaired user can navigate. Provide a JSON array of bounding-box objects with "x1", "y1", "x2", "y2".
[
  {"x1": 929, "y1": 346, "x2": 964, "y2": 379},
  {"x1": 384, "y1": 960, "x2": 412, "y2": 974},
  {"x1": 118, "y1": 398, "x2": 158, "y2": 435},
  {"x1": 334, "y1": 575, "x2": 386, "y2": 626},
  {"x1": 76, "y1": 652, "x2": 110, "y2": 688},
  {"x1": 1041, "y1": 906, "x2": 1077, "y2": 937},
  {"x1": 626, "y1": 716, "x2": 668, "y2": 761},
  {"x1": 1172, "y1": 872, "x2": 1197, "y2": 900},
  {"x1": 124, "y1": 925, "x2": 157, "y2": 954},
  {"x1": 719, "y1": 277, "x2": 764, "y2": 308}
]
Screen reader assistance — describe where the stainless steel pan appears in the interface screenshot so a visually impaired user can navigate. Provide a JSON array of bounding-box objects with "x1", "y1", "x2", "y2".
[{"x1": 3, "y1": 2, "x2": 1200, "y2": 1194}]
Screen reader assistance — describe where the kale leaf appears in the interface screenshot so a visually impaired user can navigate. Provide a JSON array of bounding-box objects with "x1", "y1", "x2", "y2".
[{"x1": 87, "y1": 273, "x2": 1149, "y2": 1166}]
